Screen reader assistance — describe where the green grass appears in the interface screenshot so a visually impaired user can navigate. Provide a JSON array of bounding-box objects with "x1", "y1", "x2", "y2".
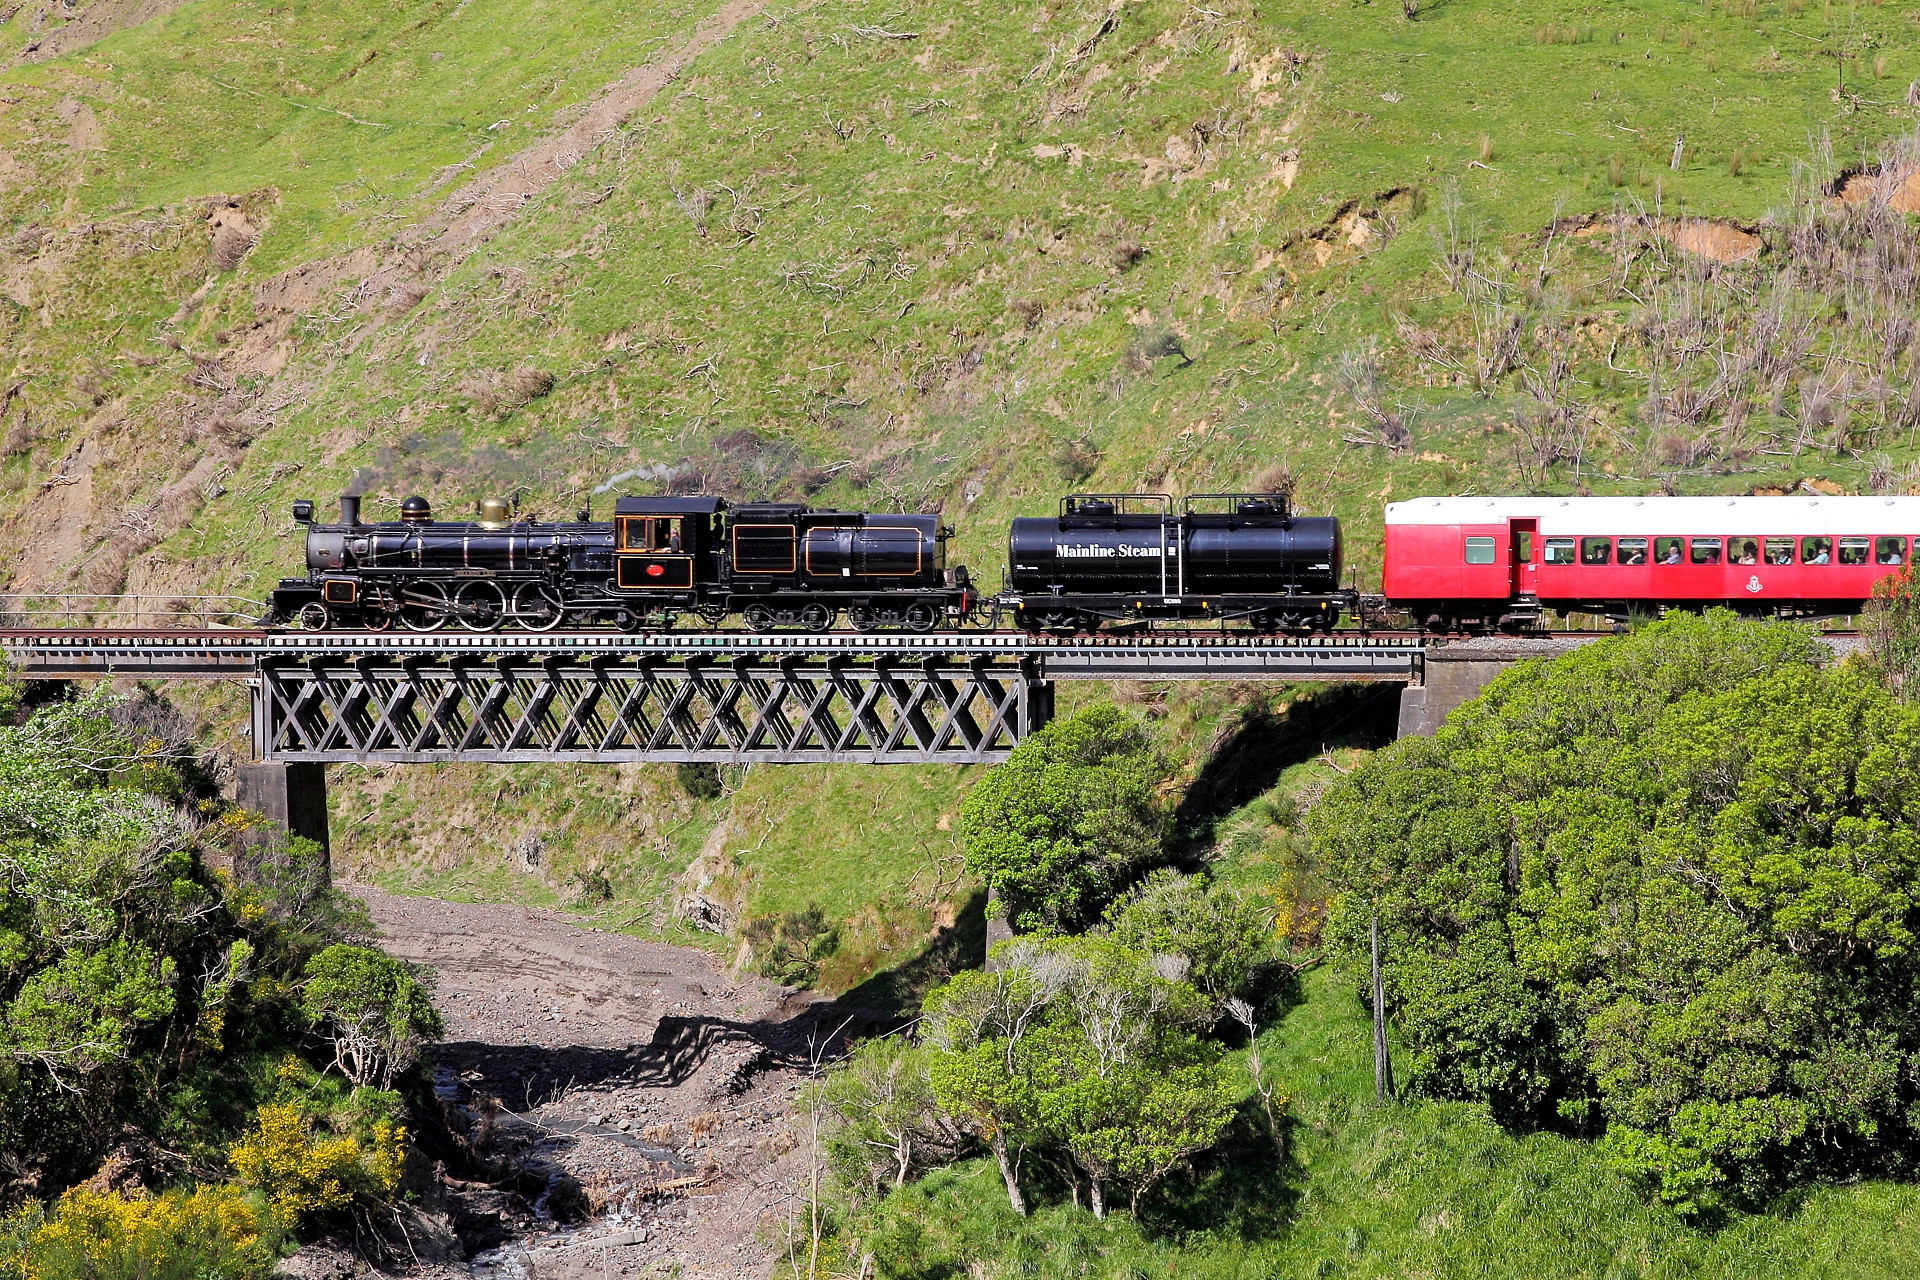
[{"x1": 844, "y1": 965, "x2": 1920, "y2": 1279}]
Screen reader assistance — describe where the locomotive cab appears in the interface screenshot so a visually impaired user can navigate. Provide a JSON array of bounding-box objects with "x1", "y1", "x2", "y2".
[{"x1": 611, "y1": 495, "x2": 723, "y2": 593}]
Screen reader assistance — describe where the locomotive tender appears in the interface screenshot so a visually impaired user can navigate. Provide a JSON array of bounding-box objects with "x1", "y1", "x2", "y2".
[{"x1": 268, "y1": 494, "x2": 969, "y2": 633}]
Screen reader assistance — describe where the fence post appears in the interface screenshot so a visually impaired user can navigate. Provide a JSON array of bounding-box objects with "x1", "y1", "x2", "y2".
[{"x1": 1371, "y1": 911, "x2": 1394, "y2": 1102}]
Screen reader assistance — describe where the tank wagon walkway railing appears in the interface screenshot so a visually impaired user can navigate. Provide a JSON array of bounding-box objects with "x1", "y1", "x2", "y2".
[{"x1": 0, "y1": 627, "x2": 1428, "y2": 764}]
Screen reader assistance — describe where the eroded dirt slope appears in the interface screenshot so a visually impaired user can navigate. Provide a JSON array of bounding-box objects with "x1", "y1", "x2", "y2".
[{"x1": 354, "y1": 885, "x2": 858, "y2": 1280}]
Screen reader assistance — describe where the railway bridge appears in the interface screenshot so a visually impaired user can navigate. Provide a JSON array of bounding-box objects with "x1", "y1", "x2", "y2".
[{"x1": 0, "y1": 625, "x2": 1590, "y2": 853}]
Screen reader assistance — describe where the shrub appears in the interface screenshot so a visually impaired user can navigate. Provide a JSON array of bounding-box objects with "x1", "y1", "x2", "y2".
[
  {"x1": 299, "y1": 944, "x2": 443, "y2": 1088},
  {"x1": 1102, "y1": 870, "x2": 1273, "y2": 1008},
  {"x1": 227, "y1": 1100, "x2": 405, "y2": 1226},
  {"x1": 4, "y1": 1185, "x2": 274, "y2": 1280},
  {"x1": 961, "y1": 703, "x2": 1168, "y2": 934}
]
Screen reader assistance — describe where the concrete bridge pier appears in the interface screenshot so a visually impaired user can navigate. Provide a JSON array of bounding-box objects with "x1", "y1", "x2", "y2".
[
  {"x1": 1396, "y1": 638, "x2": 1595, "y2": 738},
  {"x1": 234, "y1": 760, "x2": 330, "y2": 881}
]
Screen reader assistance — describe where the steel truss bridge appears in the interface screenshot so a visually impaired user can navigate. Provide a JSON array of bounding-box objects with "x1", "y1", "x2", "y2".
[{"x1": 0, "y1": 630, "x2": 1430, "y2": 765}]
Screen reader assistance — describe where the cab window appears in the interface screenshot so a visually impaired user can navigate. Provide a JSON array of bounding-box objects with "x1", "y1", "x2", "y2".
[
  {"x1": 1464, "y1": 537, "x2": 1497, "y2": 565},
  {"x1": 1764, "y1": 537, "x2": 1795, "y2": 565},
  {"x1": 1654, "y1": 537, "x2": 1683, "y2": 565},
  {"x1": 651, "y1": 518, "x2": 684, "y2": 552},
  {"x1": 1542, "y1": 537, "x2": 1575, "y2": 565},
  {"x1": 1617, "y1": 537, "x2": 1648, "y2": 565},
  {"x1": 1580, "y1": 537, "x2": 1611, "y2": 566},
  {"x1": 1689, "y1": 538, "x2": 1722, "y2": 566},
  {"x1": 1728, "y1": 537, "x2": 1759, "y2": 565},
  {"x1": 1838, "y1": 537, "x2": 1870, "y2": 566},
  {"x1": 1877, "y1": 536, "x2": 1908, "y2": 566},
  {"x1": 1802, "y1": 536, "x2": 1833, "y2": 565}
]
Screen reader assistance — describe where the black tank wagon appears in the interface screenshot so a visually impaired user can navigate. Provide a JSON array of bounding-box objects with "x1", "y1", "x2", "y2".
[{"x1": 1004, "y1": 493, "x2": 1352, "y2": 632}]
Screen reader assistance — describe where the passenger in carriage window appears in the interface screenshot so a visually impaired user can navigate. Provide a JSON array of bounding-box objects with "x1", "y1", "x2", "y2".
[
  {"x1": 1580, "y1": 537, "x2": 1611, "y2": 565},
  {"x1": 1876, "y1": 536, "x2": 1906, "y2": 565},
  {"x1": 1838, "y1": 538, "x2": 1871, "y2": 566},
  {"x1": 1690, "y1": 538, "x2": 1723, "y2": 566},
  {"x1": 1730, "y1": 538, "x2": 1758, "y2": 565},
  {"x1": 1656, "y1": 538, "x2": 1683, "y2": 565},
  {"x1": 1618, "y1": 538, "x2": 1648, "y2": 565},
  {"x1": 1764, "y1": 538, "x2": 1794, "y2": 565},
  {"x1": 1803, "y1": 537, "x2": 1832, "y2": 565}
]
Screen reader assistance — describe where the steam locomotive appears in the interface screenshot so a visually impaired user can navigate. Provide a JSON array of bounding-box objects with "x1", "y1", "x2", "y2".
[
  {"x1": 264, "y1": 489, "x2": 1350, "y2": 633},
  {"x1": 268, "y1": 494, "x2": 971, "y2": 633}
]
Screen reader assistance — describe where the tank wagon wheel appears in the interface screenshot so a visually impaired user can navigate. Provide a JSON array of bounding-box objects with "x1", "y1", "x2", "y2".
[
  {"x1": 847, "y1": 606, "x2": 878, "y2": 633},
  {"x1": 904, "y1": 602, "x2": 938, "y2": 633},
  {"x1": 296, "y1": 602, "x2": 331, "y2": 632},
  {"x1": 401, "y1": 583, "x2": 452, "y2": 632},
  {"x1": 512, "y1": 582, "x2": 568, "y2": 633},
  {"x1": 802, "y1": 603, "x2": 834, "y2": 633},
  {"x1": 453, "y1": 580, "x2": 507, "y2": 633},
  {"x1": 743, "y1": 604, "x2": 775, "y2": 633}
]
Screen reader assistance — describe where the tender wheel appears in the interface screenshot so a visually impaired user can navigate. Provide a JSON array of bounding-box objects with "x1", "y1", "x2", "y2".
[
  {"x1": 512, "y1": 582, "x2": 567, "y2": 632},
  {"x1": 615, "y1": 610, "x2": 643, "y2": 634},
  {"x1": 847, "y1": 606, "x2": 878, "y2": 633},
  {"x1": 401, "y1": 582, "x2": 452, "y2": 632},
  {"x1": 296, "y1": 602, "x2": 331, "y2": 632},
  {"x1": 743, "y1": 604, "x2": 775, "y2": 633},
  {"x1": 696, "y1": 604, "x2": 730, "y2": 628},
  {"x1": 904, "y1": 602, "x2": 938, "y2": 633},
  {"x1": 453, "y1": 580, "x2": 506, "y2": 632},
  {"x1": 802, "y1": 603, "x2": 833, "y2": 633}
]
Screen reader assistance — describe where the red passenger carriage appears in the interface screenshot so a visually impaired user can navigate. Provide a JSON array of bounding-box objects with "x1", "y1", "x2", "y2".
[{"x1": 1383, "y1": 496, "x2": 1920, "y2": 630}]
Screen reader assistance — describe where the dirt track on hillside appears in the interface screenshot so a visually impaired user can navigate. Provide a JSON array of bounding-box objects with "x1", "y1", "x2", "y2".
[{"x1": 353, "y1": 886, "x2": 857, "y2": 1280}]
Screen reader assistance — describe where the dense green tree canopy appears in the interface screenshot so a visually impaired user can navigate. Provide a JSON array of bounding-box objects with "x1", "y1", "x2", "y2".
[
  {"x1": 960, "y1": 703, "x2": 1168, "y2": 934},
  {"x1": 1307, "y1": 612, "x2": 1920, "y2": 1214}
]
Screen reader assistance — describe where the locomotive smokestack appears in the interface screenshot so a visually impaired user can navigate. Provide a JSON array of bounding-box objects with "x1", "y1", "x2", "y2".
[{"x1": 339, "y1": 495, "x2": 362, "y2": 526}]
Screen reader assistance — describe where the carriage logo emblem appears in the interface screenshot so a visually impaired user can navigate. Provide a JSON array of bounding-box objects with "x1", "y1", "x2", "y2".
[{"x1": 1745, "y1": 575, "x2": 1763, "y2": 593}]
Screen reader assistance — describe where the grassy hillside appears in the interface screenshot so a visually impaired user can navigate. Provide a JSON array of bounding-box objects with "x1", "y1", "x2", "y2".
[{"x1": 6, "y1": 0, "x2": 1920, "y2": 983}]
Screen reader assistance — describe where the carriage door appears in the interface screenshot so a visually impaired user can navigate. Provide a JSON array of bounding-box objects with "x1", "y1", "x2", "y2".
[{"x1": 1509, "y1": 518, "x2": 1539, "y2": 599}]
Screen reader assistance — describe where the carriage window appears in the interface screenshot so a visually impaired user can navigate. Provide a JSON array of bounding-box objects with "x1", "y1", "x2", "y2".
[
  {"x1": 1580, "y1": 537, "x2": 1611, "y2": 566},
  {"x1": 1728, "y1": 538, "x2": 1759, "y2": 565},
  {"x1": 1542, "y1": 538, "x2": 1576, "y2": 565},
  {"x1": 1617, "y1": 537, "x2": 1648, "y2": 565},
  {"x1": 1801, "y1": 536, "x2": 1833, "y2": 565},
  {"x1": 1838, "y1": 537, "x2": 1871, "y2": 566},
  {"x1": 1464, "y1": 537, "x2": 1497, "y2": 565},
  {"x1": 1764, "y1": 537, "x2": 1795, "y2": 565},
  {"x1": 1690, "y1": 538, "x2": 1722, "y2": 566},
  {"x1": 1877, "y1": 536, "x2": 1908, "y2": 566},
  {"x1": 1654, "y1": 537, "x2": 1684, "y2": 565}
]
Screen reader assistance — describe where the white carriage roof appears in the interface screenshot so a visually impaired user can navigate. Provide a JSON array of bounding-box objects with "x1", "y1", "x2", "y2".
[{"x1": 1384, "y1": 495, "x2": 1920, "y2": 537}]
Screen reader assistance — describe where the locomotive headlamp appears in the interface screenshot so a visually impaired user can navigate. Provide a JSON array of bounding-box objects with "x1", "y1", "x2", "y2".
[{"x1": 291, "y1": 499, "x2": 314, "y2": 524}]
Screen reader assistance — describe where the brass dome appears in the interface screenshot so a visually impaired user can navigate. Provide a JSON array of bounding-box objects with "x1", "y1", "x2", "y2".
[{"x1": 476, "y1": 497, "x2": 511, "y2": 530}]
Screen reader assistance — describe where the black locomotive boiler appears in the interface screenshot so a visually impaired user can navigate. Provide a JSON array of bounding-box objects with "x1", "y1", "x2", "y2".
[
  {"x1": 1003, "y1": 493, "x2": 1352, "y2": 632},
  {"x1": 265, "y1": 494, "x2": 971, "y2": 633}
]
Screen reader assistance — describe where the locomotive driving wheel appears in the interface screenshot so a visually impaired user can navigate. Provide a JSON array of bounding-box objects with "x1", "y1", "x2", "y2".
[
  {"x1": 296, "y1": 602, "x2": 331, "y2": 632},
  {"x1": 400, "y1": 582, "x2": 452, "y2": 632},
  {"x1": 453, "y1": 580, "x2": 506, "y2": 632},
  {"x1": 511, "y1": 582, "x2": 567, "y2": 632}
]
